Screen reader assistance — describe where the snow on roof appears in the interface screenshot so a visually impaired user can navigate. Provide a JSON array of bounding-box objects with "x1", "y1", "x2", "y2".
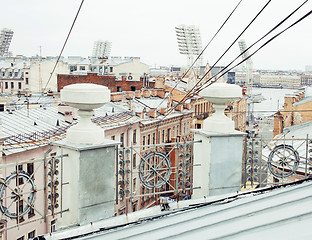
[
  {"x1": 41, "y1": 179, "x2": 312, "y2": 239},
  {"x1": 0, "y1": 101, "x2": 135, "y2": 153},
  {"x1": 293, "y1": 96, "x2": 312, "y2": 106}
]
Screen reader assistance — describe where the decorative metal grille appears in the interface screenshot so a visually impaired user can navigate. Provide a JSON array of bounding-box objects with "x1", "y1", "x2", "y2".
[
  {"x1": 242, "y1": 136, "x2": 312, "y2": 189},
  {"x1": 117, "y1": 140, "x2": 198, "y2": 212},
  {"x1": 0, "y1": 152, "x2": 67, "y2": 232}
]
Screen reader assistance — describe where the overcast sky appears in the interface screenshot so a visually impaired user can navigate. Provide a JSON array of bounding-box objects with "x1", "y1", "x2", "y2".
[{"x1": 2, "y1": 0, "x2": 312, "y2": 70}]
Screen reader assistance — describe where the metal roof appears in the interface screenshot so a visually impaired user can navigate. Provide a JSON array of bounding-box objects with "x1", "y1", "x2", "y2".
[
  {"x1": 0, "y1": 101, "x2": 137, "y2": 154},
  {"x1": 41, "y1": 179, "x2": 312, "y2": 240}
]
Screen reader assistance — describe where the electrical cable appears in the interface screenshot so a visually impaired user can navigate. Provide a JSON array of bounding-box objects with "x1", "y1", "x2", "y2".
[
  {"x1": 154, "y1": 0, "x2": 244, "y2": 111},
  {"x1": 195, "y1": 7, "x2": 312, "y2": 97},
  {"x1": 164, "y1": 2, "x2": 311, "y2": 119},
  {"x1": 175, "y1": 0, "x2": 272, "y2": 108},
  {"x1": 193, "y1": 0, "x2": 309, "y2": 96},
  {"x1": 37, "y1": 0, "x2": 85, "y2": 103},
  {"x1": 160, "y1": 0, "x2": 273, "y2": 121}
]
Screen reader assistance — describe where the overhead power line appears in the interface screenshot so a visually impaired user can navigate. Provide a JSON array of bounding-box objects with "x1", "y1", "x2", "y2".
[
  {"x1": 160, "y1": 0, "x2": 273, "y2": 121},
  {"x1": 162, "y1": 2, "x2": 312, "y2": 121},
  {"x1": 154, "y1": 0, "x2": 243, "y2": 111},
  {"x1": 194, "y1": 6, "x2": 312, "y2": 98},
  {"x1": 37, "y1": 0, "x2": 85, "y2": 102},
  {"x1": 194, "y1": 0, "x2": 308, "y2": 96},
  {"x1": 175, "y1": 0, "x2": 272, "y2": 109}
]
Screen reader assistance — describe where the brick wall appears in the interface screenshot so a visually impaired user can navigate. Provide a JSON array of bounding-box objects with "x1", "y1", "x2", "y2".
[{"x1": 57, "y1": 73, "x2": 154, "y2": 92}]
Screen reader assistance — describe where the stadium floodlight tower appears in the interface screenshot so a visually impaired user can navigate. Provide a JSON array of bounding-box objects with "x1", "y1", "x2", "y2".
[
  {"x1": 175, "y1": 24, "x2": 203, "y2": 68},
  {"x1": 238, "y1": 39, "x2": 253, "y2": 89},
  {"x1": 92, "y1": 40, "x2": 112, "y2": 59},
  {"x1": 238, "y1": 39, "x2": 254, "y2": 128},
  {"x1": 0, "y1": 28, "x2": 14, "y2": 57}
]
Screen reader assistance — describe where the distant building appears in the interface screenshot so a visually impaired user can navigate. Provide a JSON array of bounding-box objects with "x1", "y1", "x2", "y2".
[
  {"x1": 260, "y1": 74, "x2": 300, "y2": 89},
  {"x1": 305, "y1": 65, "x2": 312, "y2": 73},
  {"x1": 235, "y1": 71, "x2": 260, "y2": 87},
  {"x1": 301, "y1": 74, "x2": 312, "y2": 87},
  {"x1": 273, "y1": 87, "x2": 312, "y2": 136},
  {"x1": 0, "y1": 58, "x2": 69, "y2": 94}
]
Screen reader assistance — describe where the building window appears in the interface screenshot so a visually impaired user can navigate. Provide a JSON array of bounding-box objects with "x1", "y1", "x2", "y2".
[
  {"x1": 28, "y1": 205, "x2": 35, "y2": 218},
  {"x1": 173, "y1": 126, "x2": 175, "y2": 137},
  {"x1": 14, "y1": 72, "x2": 18, "y2": 77},
  {"x1": 79, "y1": 66, "x2": 85, "y2": 70},
  {"x1": 110, "y1": 67, "x2": 113, "y2": 73},
  {"x1": 162, "y1": 130, "x2": 165, "y2": 143},
  {"x1": 131, "y1": 86, "x2": 136, "y2": 91},
  {"x1": 51, "y1": 219, "x2": 56, "y2": 233},
  {"x1": 147, "y1": 134, "x2": 150, "y2": 146},
  {"x1": 177, "y1": 125, "x2": 179, "y2": 136},
  {"x1": 9, "y1": 72, "x2": 12, "y2": 77},
  {"x1": 27, "y1": 163, "x2": 34, "y2": 179},
  {"x1": 133, "y1": 130, "x2": 137, "y2": 144},
  {"x1": 133, "y1": 179, "x2": 136, "y2": 193},
  {"x1": 142, "y1": 136, "x2": 146, "y2": 150},
  {"x1": 25, "y1": 78, "x2": 29, "y2": 84},
  {"x1": 5, "y1": 82, "x2": 8, "y2": 89},
  {"x1": 11, "y1": 82, "x2": 14, "y2": 89},
  {"x1": 158, "y1": 131, "x2": 160, "y2": 144},
  {"x1": 117, "y1": 86, "x2": 122, "y2": 92},
  {"x1": 17, "y1": 236, "x2": 24, "y2": 240},
  {"x1": 18, "y1": 82, "x2": 22, "y2": 89},
  {"x1": 28, "y1": 230, "x2": 35, "y2": 239},
  {"x1": 17, "y1": 199, "x2": 23, "y2": 220},
  {"x1": 0, "y1": 104, "x2": 4, "y2": 112},
  {"x1": 111, "y1": 135, "x2": 115, "y2": 140},
  {"x1": 152, "y1": 133, "x2": 155, "y2": 144},
  {"x1": 167, "y1": 128, "x2": 171, "y2": 142},
  {"x1": 16, "y1": 165, "x2": 24, "y2": 185},
  {"x1": 133, "y1": 154, "x2": 136, "y2": 169},
  {"x1": 120, "y1": 133, "x2": 124, "y2": 147}
]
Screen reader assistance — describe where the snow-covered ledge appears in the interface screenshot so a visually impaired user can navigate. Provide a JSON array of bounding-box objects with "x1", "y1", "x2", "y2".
[
  {"x1": 61, "y1": 83, "x2": 110, "y2": 145},
  {"x1": 201, "y1": 82, "x2": 242, "y2": 133}
]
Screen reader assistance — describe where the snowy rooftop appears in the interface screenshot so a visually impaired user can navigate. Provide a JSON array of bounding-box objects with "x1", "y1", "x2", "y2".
[{"x1": 41, "y1": 179, "x2": 312, "y2": 239}]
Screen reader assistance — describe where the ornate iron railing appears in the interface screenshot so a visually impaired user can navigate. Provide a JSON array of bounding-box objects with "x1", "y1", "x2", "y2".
[
  {"x1": 116, "y1": 140, "x2": 200, "y2": 212},
  {"x1": 0, "y1": 151, "x2": 68, "y2": 233},
  {"x1": 242, "y1": 135, "x2": 312, "y2": 189}
]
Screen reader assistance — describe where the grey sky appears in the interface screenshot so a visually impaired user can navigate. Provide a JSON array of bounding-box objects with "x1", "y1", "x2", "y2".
[{"x1": 2, "y1": 0, "x2": 312, "y2": 70}]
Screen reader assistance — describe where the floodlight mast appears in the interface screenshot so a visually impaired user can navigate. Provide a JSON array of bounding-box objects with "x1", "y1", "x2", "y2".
[
  {"x1": 238, "y1": 39, "x2": 254, "y2": 129},
  {"x1": 0, "y1": 28, "x2": 14, "y2": 57},
  {"x1": 92, "y1": 40, "x2": 112, "y2": 59},
  {"x1": 238, "y1": 39, "x2": 253, "y2": 90},
  {"x1": 175, "y1": 24, "x2": 203, "y2": 69}
]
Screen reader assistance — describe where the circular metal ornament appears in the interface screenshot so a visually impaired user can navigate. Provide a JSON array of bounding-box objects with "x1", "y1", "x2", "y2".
[
  {"x1": 268, "y1": 144, "x2": 300, "y2": 178},
  {"x1": 0, "y1": 171, "x2": 36, "y2": 219},
  {"x1": 138, "y1": 151, "x2": 171, "y2": 189}
]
